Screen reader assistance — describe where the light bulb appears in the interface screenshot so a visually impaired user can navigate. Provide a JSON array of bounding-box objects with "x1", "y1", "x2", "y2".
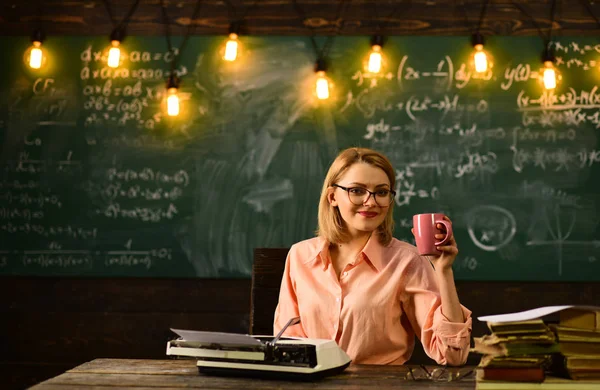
[
  {"x1": 29, "y1": 41, "x2": 43, "y2": 69},
  {"x1": 473, "y1": 44, "x2": 488, "y2": 73},
  {"x1": 543, "y1": 61, "x2": 557, "y2": 90},
  {"x1": 107, "y1": 40, "x2": 121, "y2": 68},
  {"x1": 368, "y1": 45, "x2": 382, "y2": 73},
  {"x1": 224, "y1": 33, "x2": 238, "y2": 62},
  {"x1": 316, "y1": 71, "x2": 330, "y2": 100},
  {"x1": 167, "y1": 87, "x2": 180, "y2": 116}
]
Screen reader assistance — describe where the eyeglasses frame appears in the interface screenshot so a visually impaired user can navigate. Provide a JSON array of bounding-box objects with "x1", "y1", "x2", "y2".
[
  {"x1": 406, "y1": 365, "x2": 474, "y2": 382},
  {"x1": 332, "y1": 184, "x2": 396, "y2": 206}
]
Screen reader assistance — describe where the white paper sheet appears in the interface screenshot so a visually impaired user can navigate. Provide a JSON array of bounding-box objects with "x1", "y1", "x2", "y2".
[
  {"x1": 477, "y1": 305, "x2": 578, "y2": 323},
  {"x1": 170, "y1": 328, "x2": 263, "y2": 346}
]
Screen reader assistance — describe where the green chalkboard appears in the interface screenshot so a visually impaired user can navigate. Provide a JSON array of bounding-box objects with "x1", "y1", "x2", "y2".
[{"x1": 0, "y1": 35, "x2": 599, "y2": 280}]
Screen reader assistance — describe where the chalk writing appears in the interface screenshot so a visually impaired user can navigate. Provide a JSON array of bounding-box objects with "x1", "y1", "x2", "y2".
[
  {"x1": 521, "y1": 180, "x2": 581, "y2": 207},
  {"x1": 523, "y1": 204, "x2": 600, "y2": 275},
  {"x1": 397, "y1": 55, "x2": 455, "y2": 91},
  {"x1": 511, "y1": 146, "x2": 600, "y2": 172},
  {"x1": 0, "y1": 208, "x2": 44, "y2": 221},
  {"x1": 394, "y1": 167, "x2": 439, "y2": 207},
  {"x1": 103, "y1": 184, "x2": 184, "y2": 201},
  {"x1": 0, "y1": 223, "x2": 97, "y2": 239},
  {"x1": 0, "y1": 191, "x2": 62, "y2": 208},
  {"x1": 98, "y1": 202, "x2": 178, "y2": 222},
  {"x1": 106, "y1": 168, "x2": 190, "y2": 187},
  {"x1": 17, "y1": 247, "x2": 172, "y2": 270},
  {"x1": 467, "y1": 206, "x2": 517, "y2": 252},
  {"x1": 455, "y1": 256, "x2": 479, "y2": 271},
  {"x1": 453, "y1": 151, "x2": 498, "y2": 179},
  {"x1": 0, "y1": 181, "x2": 39, "y2": 190}
]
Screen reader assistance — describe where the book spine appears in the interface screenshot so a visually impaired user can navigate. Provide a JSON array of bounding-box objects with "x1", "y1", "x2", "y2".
[{"x1": 476, "y1": 368, "x2": 545, "y2": 382}]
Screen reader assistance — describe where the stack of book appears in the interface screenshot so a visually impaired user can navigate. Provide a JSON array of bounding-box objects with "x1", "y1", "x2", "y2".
[
  {"x1": 473, "y1": 318, "x2": 556, "y2": 383},
  {"x1": 549, "y1": 306, "x2": 600, "y2": 380},
  {"x1": 474, "y1": 305, "x2": 600, "y2": 390}
]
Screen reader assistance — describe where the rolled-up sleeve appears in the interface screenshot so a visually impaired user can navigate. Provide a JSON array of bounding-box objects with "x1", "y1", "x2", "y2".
[
  {"x1": 273, "y1": 247, "x2": 307, "y2": 337},
  {"x1": 402, "y1": 257, "x2": 472, "y2": 366}
]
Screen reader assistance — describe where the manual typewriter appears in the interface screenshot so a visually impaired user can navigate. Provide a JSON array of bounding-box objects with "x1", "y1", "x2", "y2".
[{"x1": 166, "y1": 317, "x2": 351, "y2": 380}]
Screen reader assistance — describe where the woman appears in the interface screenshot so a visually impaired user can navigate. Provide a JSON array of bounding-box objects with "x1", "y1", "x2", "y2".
[{"x1": 273, "y1": 147, "x2": 471, "y2": 365}]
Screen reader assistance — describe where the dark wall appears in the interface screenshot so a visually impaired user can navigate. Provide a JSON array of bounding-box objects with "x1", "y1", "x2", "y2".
[
  {"x1": 0, "y1": 277, "x2": 251, "y2": 389},
  {"x1": 2, "y1": 277, "x2": 599, "y2": 389}
]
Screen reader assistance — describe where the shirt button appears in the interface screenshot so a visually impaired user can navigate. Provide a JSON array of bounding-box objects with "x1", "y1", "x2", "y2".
[
  {"x1": 343, "y1": 271, "x2": 348, "y2": 277},
  {"x1": 336, "y1": 297, "x2": 340, "y2": 302}
]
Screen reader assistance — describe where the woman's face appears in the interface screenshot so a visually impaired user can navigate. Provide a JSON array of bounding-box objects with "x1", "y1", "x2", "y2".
[{"x1": 328, "y1": 162, "x2": 392, "y2": 239}]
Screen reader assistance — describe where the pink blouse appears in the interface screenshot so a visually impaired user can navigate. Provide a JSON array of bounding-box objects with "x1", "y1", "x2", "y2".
[{"x1": 273, "y1": 236, "x2": 472, "y2": 365}]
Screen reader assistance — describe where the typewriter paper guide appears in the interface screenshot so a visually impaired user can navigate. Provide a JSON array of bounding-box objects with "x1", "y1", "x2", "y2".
[{"x1": 170, "y1": 328, "x2": 262, "y2": 346}]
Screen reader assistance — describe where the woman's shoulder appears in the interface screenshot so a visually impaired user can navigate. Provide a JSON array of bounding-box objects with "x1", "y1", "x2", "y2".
[
  {"x1": 291, "y1": 236, "x2": 324, "y2": 250},
  {"x1": 383, "y1": 238, "x2": 427, "y2": 267},
  {"x1": 288, "y1": 236, "x2": 326, "y2": 262},
  {"x1": 388, "y1": 238, "x2": 421, "y2": 258}
]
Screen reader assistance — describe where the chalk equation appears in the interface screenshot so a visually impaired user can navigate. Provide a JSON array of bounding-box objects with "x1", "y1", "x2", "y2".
[{"x1": 467, "y1": 205, "x2": 517, "y2": 252}]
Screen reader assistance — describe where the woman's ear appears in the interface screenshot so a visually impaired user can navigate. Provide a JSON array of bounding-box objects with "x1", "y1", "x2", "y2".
[{"x1": 327, "y1": 187, "x2": 338, "y2": 207}]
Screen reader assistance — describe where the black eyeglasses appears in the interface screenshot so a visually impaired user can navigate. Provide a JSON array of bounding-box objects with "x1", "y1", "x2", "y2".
[
  {"x1": 332, "y1": 184, "x2": 396, "y2": 206},
  {"x1": 405, "y1": 365, "x2": 474, "y2": 382}
]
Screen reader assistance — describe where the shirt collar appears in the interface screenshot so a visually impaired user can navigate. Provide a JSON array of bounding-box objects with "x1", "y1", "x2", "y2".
[
  {"x1": 303, "y1": 235, "x2": 386, "y2": 272},
  {"x1": 302, "y1": 237, "x2": 330, "y2": 270},
  {"x1": 361, "y1": 234, "x2": 385, "y2": 272}
]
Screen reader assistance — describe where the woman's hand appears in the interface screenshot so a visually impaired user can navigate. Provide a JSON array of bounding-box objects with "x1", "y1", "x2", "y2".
[
  {"x1": 412, "y1": 215, "x2": 458, "y2": 272},
  {"x1": 412, "y1": 216, "x2": 465, "y2": 324},
  {"x1": 432, "y1": 215, "x2": 458, "y2": 271}
]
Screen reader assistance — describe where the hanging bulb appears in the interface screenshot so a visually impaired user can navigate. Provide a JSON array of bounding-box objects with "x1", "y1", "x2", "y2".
[
  {"x1": 368, "y1": 46, "x2": 382, "y2": 73},
  {"x1": 471, "y1": 34, "x2": 492, "y2": 74},
  {"x1": 316, "y1": 71, "x2": 329, "y2": 99},
  {"x1": 540, "y1": 47, "x2": 560, "y2": 90},
  {"x1": 367, "y1": 35, "x2": 384, "y2": 73},
  {"x1": 167, "y1": 88, "x2": 180, "y2": 116},
  {"x1": 107, "y1": 41, "x2": 121, "y2": 68},
  {"x1": 27, "y1": 29, "x2": 46, "y2": 69},
  {"x1": 474, "y1": 49, "x2": 488, "y2": 73},
  {"x1": 315, "y1": 59, "x2": 330, "y2": 100},
  {"x1": 224, "y1": 33, "x2": 238, "y2": 61},
  {"x1": 107, "y1": 29, "x2": 124, "y2": 68},
  {"x1": 474, "y1": 45, "x2": 488, "y2": 73},
  {"x1": 223, "y1": 22, "x2": 241, "y2": 62},
  {"x1": 166, "y1": 75, "x2": 180, "y2": 116},
  {"x1": 542, "y1": 61, "x2": 557, "y2": 90},
  {"x1": 29, "y1": 42, "x2": 43, "y2": 69}
]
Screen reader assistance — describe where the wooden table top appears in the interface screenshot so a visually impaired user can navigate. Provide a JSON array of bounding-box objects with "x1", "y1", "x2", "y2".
[{"x1": 30, "y1": 358, "x2": 476, "y2": 389}]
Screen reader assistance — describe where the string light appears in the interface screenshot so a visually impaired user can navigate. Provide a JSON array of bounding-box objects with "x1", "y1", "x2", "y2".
[
  {"x1": 160, "y1": 0, "x2": 202, "y2": 118},
  {"x1": 315, "y1": 59, "x2": 330, "y2": 100},
  {"x1": 367, "y1": 35, "x2": 384, "y2": 73},
  {"x1": 166, "y1": 75, "x2": 180, "y2": 116},
  {"x1": 468, "y1": 0, "x2": 492, "y2": 75},
  {"x1": 27, "y1": 29, "x2": 46, "y2": 69},
  {"x1": 223, "y1": 22, "x2": 241, "y2": 62},
  {"x1": 107, "y1": 28, "x2": 124, "y2": 68}
]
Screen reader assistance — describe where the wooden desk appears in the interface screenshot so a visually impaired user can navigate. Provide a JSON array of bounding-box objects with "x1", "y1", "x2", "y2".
[{"x1": 31, "y1": 358, "x2": 476, "y2": 389}]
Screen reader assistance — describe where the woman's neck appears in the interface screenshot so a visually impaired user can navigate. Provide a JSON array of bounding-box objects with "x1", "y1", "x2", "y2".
[
  {"x1": 329, "y1": 233, "x2": 372, "y2": 278},
  {"x1": 335, "y1": 232, "x2": 372, "y2": 255}
]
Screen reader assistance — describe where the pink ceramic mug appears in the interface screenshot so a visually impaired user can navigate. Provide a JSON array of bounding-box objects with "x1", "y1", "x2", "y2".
[{"x1": 412, "y1": 213, "x2": 453, "y2": 256}]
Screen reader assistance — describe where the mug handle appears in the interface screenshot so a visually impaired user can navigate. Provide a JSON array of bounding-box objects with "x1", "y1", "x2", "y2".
[{"x1": 434, "y1": 220, "x2": 453, "y2": 246}]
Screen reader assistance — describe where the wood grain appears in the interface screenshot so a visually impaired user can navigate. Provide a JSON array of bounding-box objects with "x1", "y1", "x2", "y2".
[
  {"x1": 30, "y1": 358, "x2": 476, "y2": 389},
  {"x1": 1, "y1": 1, "x2": 598, "y2": 36}
]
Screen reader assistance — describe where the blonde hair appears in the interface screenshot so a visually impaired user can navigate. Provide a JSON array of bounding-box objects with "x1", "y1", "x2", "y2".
[{"x1": 317, "y1": 147, "x2": 396, "y2": 246}]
